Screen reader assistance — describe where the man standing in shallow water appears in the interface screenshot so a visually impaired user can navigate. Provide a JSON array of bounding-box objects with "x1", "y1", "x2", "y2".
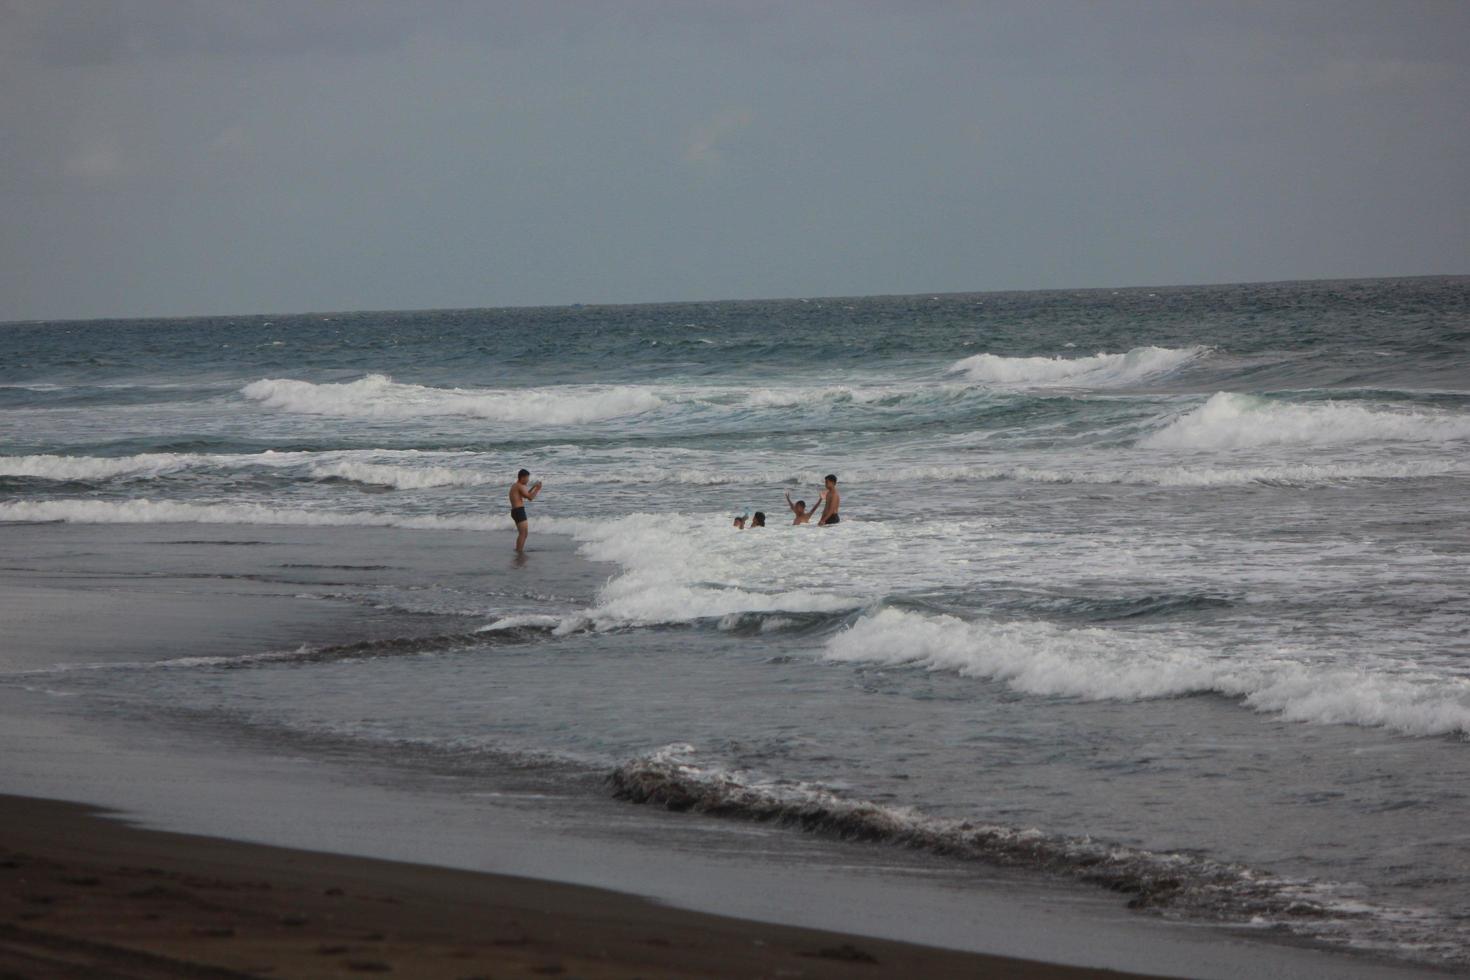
[
  {"x1": 816, "y1": 474, "x2": 840, "y2": 525},
  {"x1": 509, "y1": 469, "x2": 542, "y2": 553}
]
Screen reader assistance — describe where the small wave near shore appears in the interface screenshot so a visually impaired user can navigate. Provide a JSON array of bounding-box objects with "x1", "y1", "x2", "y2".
[{"x1": 610, "y1": 744, "x2": 1469, "y2": 965}]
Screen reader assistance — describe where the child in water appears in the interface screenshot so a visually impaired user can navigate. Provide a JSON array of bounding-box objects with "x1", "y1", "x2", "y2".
[{"x1": 784, "y1": 491, "x2": 814, "y2": 525}]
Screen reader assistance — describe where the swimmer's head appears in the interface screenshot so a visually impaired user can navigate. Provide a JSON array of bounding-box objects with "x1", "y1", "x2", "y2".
[
  {"x1": 825, "y1": 474, "x2": 837, "y2": 486},
  {"x1": 733, "y1": 515, "x2": 746, "y2": 528},
  {"x1": 517, "y1": 468, "x2": 531, "y2": 482},
  {"x1": 751, "y1": 511, "x2": 766, "y2": 527},
  {"x1": 795, "y1": 500, "x2": 806, "y2": 512}
]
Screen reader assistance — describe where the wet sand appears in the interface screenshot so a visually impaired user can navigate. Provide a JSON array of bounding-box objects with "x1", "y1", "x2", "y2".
[{"x1": 0, "y1": 793, "x2": 1152, "y2": 979}]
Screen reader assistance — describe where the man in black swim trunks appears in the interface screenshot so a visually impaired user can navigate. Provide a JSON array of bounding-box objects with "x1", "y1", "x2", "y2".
[
  {"x1": 509, "y1": 468, "x2": 542, "y2": 553},
  {"x1": 815, "y1": 474, "x2": 840, "y2": 525}
]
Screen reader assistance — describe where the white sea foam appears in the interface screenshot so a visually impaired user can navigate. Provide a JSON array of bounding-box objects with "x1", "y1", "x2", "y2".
[
  {"x1": 0, "y1": 451, "x2": 312, "y2": 482},
  {"x1": 731, "y1": 383, "x2": 971, "y2": 409},
  {"x1": 560, "y1": 516, "x2": 861, "y2": 631},
  {"x1": 0, "y1": 450, "x2": 505, "y2": 490},
  {"x1": 0, "y1": 454, "x2": 190, "y2": 481},
  {"x1": 11, "y1": 495, "x2": 1466, "y2": 740},
  {"x1": 241, "y1": 374, "x2": 664, "y2": 424},
  {"x1": 306, "y1": 460, "x2": 494, "y2": 490},
  {"x1": 546, "y1": 457, "x2": 1460, "y2": 490},
  {"x1": 831, "y1": 459, "x2": 1461, "y2": 488},
  {"x1": 949, "y1": 345, "x2": 1205, "y2": 387},
  {"x1": 739, "y1": 385, "x2": 862, "y2": 408},
  {"x1": 1143, "y1": 393, "x2": 1470, "y2": 450},
  {"x1": 824, "y1": 608, "x2": 1470, "y2": 737}
]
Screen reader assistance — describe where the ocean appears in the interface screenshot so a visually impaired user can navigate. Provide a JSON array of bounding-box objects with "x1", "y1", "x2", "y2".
[{"x1": 2, "y1": 276, "x2": 1468, "y2": 972}]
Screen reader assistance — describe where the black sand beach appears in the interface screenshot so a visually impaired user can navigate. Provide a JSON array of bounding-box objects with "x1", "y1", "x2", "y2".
[{"x1": 0, "y1": 792, "x2": 1162, "y2": 979}]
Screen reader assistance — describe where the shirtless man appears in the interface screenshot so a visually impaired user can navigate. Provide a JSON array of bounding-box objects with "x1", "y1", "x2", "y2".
[
  {"x1": 815, "y1": 474, "x2": 841, "y2": 525},
  {"x1": 784, "y1": 491, "x2": 815, "y2": 525},
  {"x1": 508, "y1": 469, "x2": 543, "y2": 552}
]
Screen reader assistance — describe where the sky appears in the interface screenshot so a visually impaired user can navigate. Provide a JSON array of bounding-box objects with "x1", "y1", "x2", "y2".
[{"x1": 2, "y1": 1, "x2": 1467, "y2": 321}]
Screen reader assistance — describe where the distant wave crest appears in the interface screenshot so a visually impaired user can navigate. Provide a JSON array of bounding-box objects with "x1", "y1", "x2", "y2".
[
  {"x1": 0, "y1": 451, "x2": 309, "y2": 482},
  {"x1": 1, "y1": 451, "x2": 1455, "y2": 491},
  {"x1": 241, "y1": 374, "x2": 664, "y2": 424},
  {"x1": 948, "y1": 345, "x2": 1206, "y2": 386}
]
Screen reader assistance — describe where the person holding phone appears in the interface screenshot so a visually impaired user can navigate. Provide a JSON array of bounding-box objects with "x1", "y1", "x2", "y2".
[{"x1": 509, "y1": 468, "x2": 543, "y2": 553}]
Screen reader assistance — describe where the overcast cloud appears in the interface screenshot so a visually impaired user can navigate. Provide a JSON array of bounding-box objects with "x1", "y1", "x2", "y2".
[{"x1": 1, "y1": 1, "x2": 1466, "y2": 320}]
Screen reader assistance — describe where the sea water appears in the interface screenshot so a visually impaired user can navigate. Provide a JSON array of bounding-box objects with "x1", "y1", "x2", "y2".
[{"x1": 2, "y1": 277, "x2": 1468, "y2": 967}]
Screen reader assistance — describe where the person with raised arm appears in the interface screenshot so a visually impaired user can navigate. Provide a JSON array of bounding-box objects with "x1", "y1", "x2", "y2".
[
  {"x1": 508, "y1": 468, "x2": 543, "y2": 552},
  {"x1": 785, "y1": 490, "x2": 815, "y2": 525}
]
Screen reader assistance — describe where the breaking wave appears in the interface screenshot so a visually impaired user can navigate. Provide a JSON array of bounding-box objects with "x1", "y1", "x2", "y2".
[
  {"x1": 9, "y1": 451, "x2": 1450, "y2": 492},
  {"x1": 949, "y1": 346, "x2": 1206, "y2": 387},
  {"x1": 241, "y1": 374, "x2": 664, "y2": 424},
  {"x1": 306, "y1": 460, "x2": 492, "y2": 489},
  {"x1": 610, "y1": 744, "x2": 1466, "y2": 963},
  {"x1": 1142, "y1": 393, "x2": 1470, "y2": 450},
  {"x1": 824, "y1": 608, "x2": 1470, "y2": 737},
  {"x1": 0, "y1": 451, "x2": 309, "y2": 482},
  {"x1": 0, "y1": 451, "x2": 503, "y2": 491},
  {"x1": 829, "y1": 459, "x2": 1461, "y2": 488}
]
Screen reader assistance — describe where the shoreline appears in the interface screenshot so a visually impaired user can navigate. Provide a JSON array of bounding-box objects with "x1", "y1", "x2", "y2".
[
  {"x1": 0, "y1": 792, "x2": 1149, "y2": 979},
  {"x1": 0, "y1": 520, "x2": 1455, "y2": 979}
]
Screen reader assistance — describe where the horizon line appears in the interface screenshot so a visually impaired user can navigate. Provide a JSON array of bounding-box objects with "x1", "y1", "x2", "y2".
[{"x1": 3, "y1": 271, "x2": 1466, "y2": 329}]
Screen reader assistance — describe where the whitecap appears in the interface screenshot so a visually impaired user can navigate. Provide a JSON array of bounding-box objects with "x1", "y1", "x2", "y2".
[
  {"x1": 1142, "y1": 393, "x2": 1470, "y2": 450},
  {"x1": 824, "y1": 607, "x2": 1470, "y2": 737},
  {"x1": 241, "y1": 374, "x2": 664, "y2": 424},
  {"x1": 948, "y1": 345, "x2": 1206, "y2": 387}
]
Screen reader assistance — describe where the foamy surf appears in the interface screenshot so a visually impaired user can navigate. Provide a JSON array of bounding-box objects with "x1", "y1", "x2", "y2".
[
  {"x1": 547, "y1": 515, "x2": 865, "y2": 631},
  {"x1": 949, "y1": 345, "x2": 1206, "y2": 387},
  {"x1": 814, "y1": 459, "x2": 1463, "y2": 488},
  {"x1": 242, "y1": 374, "x2": 664, "y2": 423},
  {"x1": 1143, "y1": 392, "x2": 1470, "y2": 450},
  {"x1": 824, "y1": 607, "x2": 1470, "y2": 737},
  {"x1": 0, "y1": 450, "x2": 496, "y2": 489},
  {"x1": 545, "y1": 517, "x2": 1470, "y2": 738},
  {"x1": 0, "y1": 450, "x2": 313, "y2": 482},
  {"x1": 306, "y1": 459, "x2": 495, "y2": 490}
]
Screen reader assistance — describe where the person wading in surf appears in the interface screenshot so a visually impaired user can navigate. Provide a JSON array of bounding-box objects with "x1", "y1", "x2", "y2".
[
  {"x1": 785, "y1": 491, "x2": 815, "y2": 525},
  {"x1": 509, "y1": 469, "x2": 542, "y2": 552},
  {"x1": 815, "y1": 474, "x2": 841, "y2": 525}
]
